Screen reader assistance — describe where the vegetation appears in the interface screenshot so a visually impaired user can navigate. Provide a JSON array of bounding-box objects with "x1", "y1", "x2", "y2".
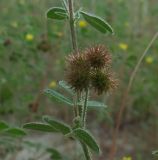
[{"x1": 0, "y1": 0, "x2": 158, "y2": 160}]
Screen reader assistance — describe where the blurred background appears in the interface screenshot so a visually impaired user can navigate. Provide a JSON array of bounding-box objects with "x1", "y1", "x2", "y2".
[{"x1": 0, "y1": 0, "x2": 158, "y2": 160}]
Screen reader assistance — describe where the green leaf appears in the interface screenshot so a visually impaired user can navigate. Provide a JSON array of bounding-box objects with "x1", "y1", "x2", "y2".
[
  {"x1": 78, "y1": 101, "x2": 107, "y2": 110},
  {"x1": 74, "y1": 8, "x2": 82, "y2": 21},
  {"x1": 87, "y1": 101, "x2": 107, "y2": 109},
  {"x1": 152, "y1": 150, "x2": 158, "y2": 156},
  {"x1": 61, "y1": 0, "x2": 68, "y2": 11},
  {"x1": 58, "y1": 80, "x2": 74, "y2": 95},
  {"x1": 47, "y1": 7, "x2": 68, "y2": 20},
  {"x1": 44, "y1": 89, "x2": 73, "y2": 106},
  {"x1": 0, "y1": 121, "x2": 9, "y2": 132},
  {"x1": 47, "y1": 148, "x2": 62, "y2": 160},
  {"x1": 43, "y1": 116, "x2": 71, "y2": 135},
  {"x1": 23, "y1": 122, "x2": 58, "y2": 133},
  {"x1": 80, "y1": 11, "x2": 114, "y2": 34},
  {"x1": 73, "y1": 128, "x2": 100, "y2": 154},
  {"x1": 5, "y1": 128, "x2": 26, "y2": 136}
]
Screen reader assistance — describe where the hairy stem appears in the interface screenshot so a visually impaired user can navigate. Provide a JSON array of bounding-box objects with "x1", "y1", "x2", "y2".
[
  {"x1": 81, "y1": 142, "x2": 92, "y2": 160},
  {"x1": 79, "y1": 92, "x2": 84, "y2": 117},
  {"x1": 68, "y1": 1, "x2": 91, "y2": 160},
  {"x1": 68, "y1": 0, "x2": 78, "y2": 52},
  {"x1": 68, "y1": 0, "x2": 80, "y2": 118},
  {"x1": 82, "y1": 89, "x2": 89, "y2": 128},
  {"x1": 73, "y1": 94, "x2": 78, "y2": 117}
]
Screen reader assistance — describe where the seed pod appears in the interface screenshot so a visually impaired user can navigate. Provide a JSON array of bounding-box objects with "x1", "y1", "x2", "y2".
[
  {"x1": 91, "y1": 69, "x2": 117, "y2": 95},
  {"x1": 66, "y1": 53, "x2": 91, "y2": 92},
  {"x1": 85, "y1": 45, "x2": 111, "y2": 69}
]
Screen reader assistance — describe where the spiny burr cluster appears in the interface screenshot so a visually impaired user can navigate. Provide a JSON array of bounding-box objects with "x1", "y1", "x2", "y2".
[{"x1": 65, "y1": 45, "x2": 117, "y2": 94}]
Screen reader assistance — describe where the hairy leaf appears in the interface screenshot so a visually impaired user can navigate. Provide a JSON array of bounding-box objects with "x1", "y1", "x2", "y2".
[
  {"x1": 80, "y1": 11, "x2": 114, "y2": 34},
  {"x1": 47, "y1": 148, "x2": 63, "y2": 160},
  {"x1": 0, "y1": 121, "x2": 9, "y2": 132},
  {"x1": 44, "y1": 89, "x2": 73, "y2": 106},
  {"x1": 73, "y1": 128, "x2": 100, "y2": 154},
  {"x1": 61, "y1": 0, "x2": 68, "y2": 11},
  {"x1": 47, "y1": 7, "x2": 68, "y2": 20},
  {"x1": 23, "y1": 122, "x2": 57, "y2": 132},
  {"x1": 43, "y1": 116, "x2": 71, "y2": 135},
  {"x1": 78, "y1": 100, "x2": 107, "y2": 110},
  {"x1": 5, "y1": 128, "x2": 26, "y2": 136},
  {"x1": 152, "y1": 150, "x2": 158, "y2": 156},
  {"x1": 59, "y1": 80, "x2": 74, "y2": 95}
]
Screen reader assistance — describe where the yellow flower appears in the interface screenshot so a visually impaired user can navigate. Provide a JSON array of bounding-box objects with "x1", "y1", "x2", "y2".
[
  {"x1": 119, "y1": 43, "x2": 128, "y2": 51},
  {"x1": 25, "y1": 33, "x2": 34, "y2": 42},
  {"x1": 49, "y1": 81, "x2": 57, "y2": 88},
  {"x1": 122, "y1": 156, "x2": 132, "y2": 160},
  {"x1": 78, "y1": 20, "x2": 88, "y2": 28},
  {"x1": 11, "y1": 21, "x2": 18, "y2": 28},
  {"x1": 145, "y1": 56, "x2": 153, "y2": 64}
]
